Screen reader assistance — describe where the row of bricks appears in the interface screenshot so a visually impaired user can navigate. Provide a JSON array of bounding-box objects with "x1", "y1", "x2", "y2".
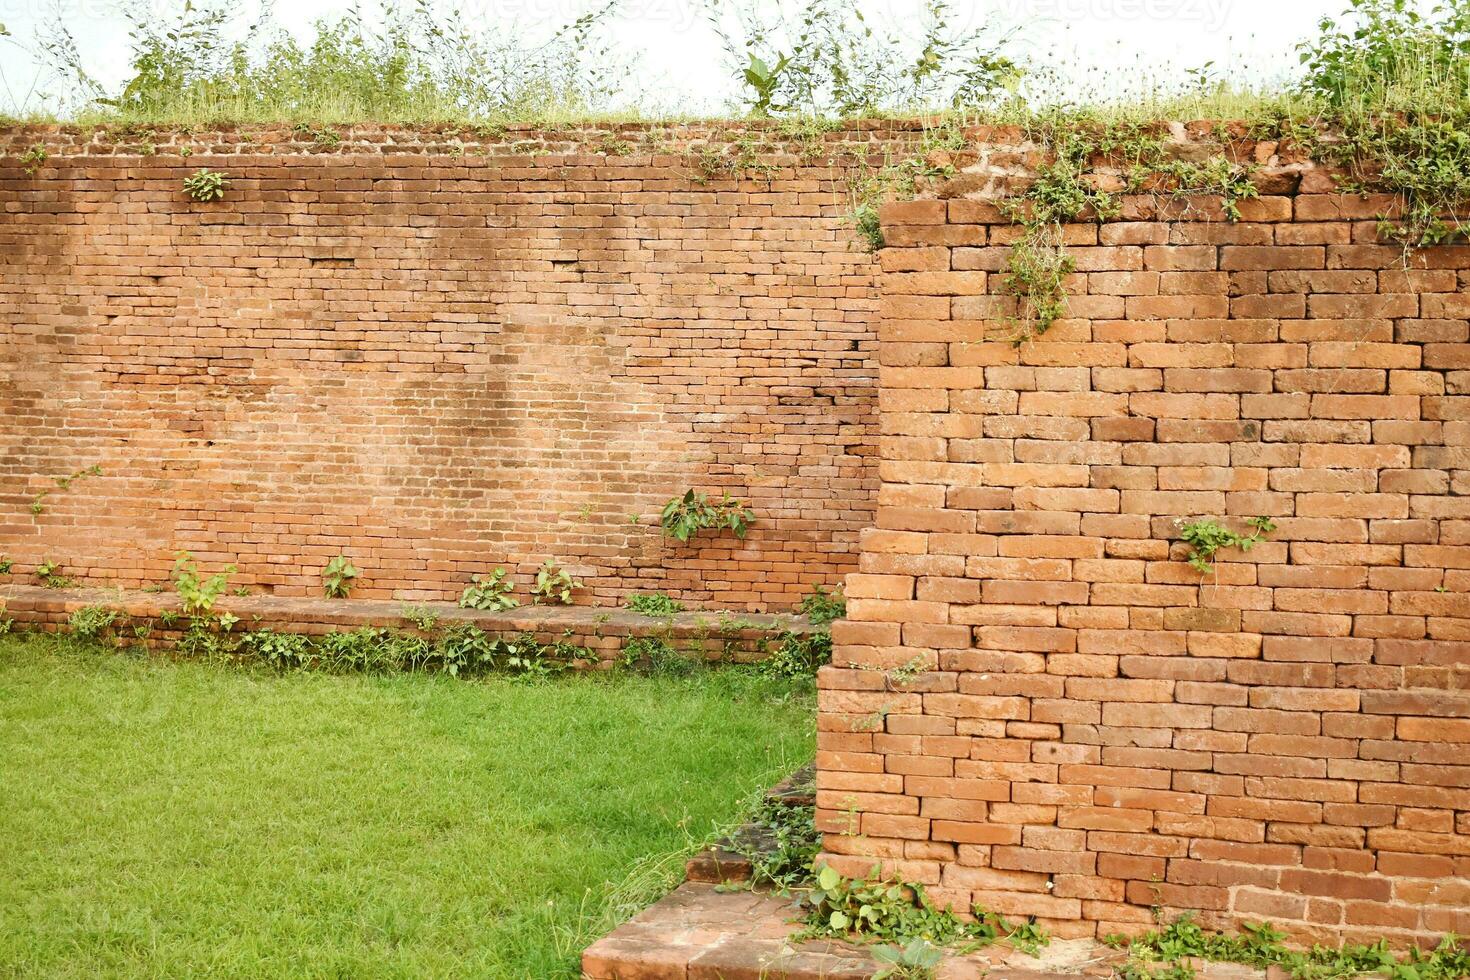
[
  {"x1": 818, "y1": 690, "x2": 1470, "y2": 744},
  {"x1": 880, "y1": 343, "x2": 1470, "y2": 373},
  {"x1": 811, "y1": 851, "x2": 1470, "y2": 938},
  {"x1": 815, "y1": 816, "x2": 1470, "y2": 875},
  {"x1": 883, "y1": 194, "x2": 1452, "y2": 227}
]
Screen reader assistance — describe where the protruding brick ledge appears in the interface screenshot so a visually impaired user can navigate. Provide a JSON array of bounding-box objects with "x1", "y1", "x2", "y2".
[
  {"x1": 583, "y1": 880, "x2": 1192, "y2": 979},
  {"x1": 0, "y1": 584, "x2": 813, "y2": 663},
  {"x1": 0, "y1": 119, "x2": 931, "y2": 160}
]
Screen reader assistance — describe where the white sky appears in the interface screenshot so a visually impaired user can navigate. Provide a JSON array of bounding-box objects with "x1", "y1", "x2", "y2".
[{"x1": 0, "y1": 0, "x2": 1347, "y2": 115}]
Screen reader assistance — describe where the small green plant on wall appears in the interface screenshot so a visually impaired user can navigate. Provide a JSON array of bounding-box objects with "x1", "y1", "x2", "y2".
[
  {"x1": 21, "y1": 144, "x2": 47, "y2": 176},
  {"x1": 851, "y1": 202, "x2": 883, "y2": 251},
  {"x1": 322, "y1": 556, "x2": 359, "y2": 598},
  {"x1": 800, "y1": 584, "x2": 845, "y2": 625},
  {"x1": 182, "y1": 168, "x2": 229, "y2": 201},
  {"x1": 1176, "y1": 517, "x2": 1276, "y2": 574},
  {"x1": 0, "y1": 556, "x2": 11, "y2": 575},
  {"x1": 625, "y1": 592, "x2": 684, "y2": 616},
  {"x1": 31, "y1": 462, "x2": 103, "y2": 516},
  {"x1": 659, "y1": 490, "x2": 755, "y2": 542},
  {"x1": 459, "y1": 569, "x2": 519, "y2": 611},
  {"x1": 171, "y1": 551, "x2": 236, "y2": 614},
  {"x1": 68, "y1": 605, "x2": 120, "y2": 642},
  {"x1": 530, "y1": 560, "x2": 580, "y2": 605},
  {"x1": 35, "y1": 558, "x2": 75, "y2": 589}
]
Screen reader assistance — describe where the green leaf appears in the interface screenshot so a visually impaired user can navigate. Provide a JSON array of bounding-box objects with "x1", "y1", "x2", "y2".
[{"x1": 816, "y1": 865, "x2": 840, "y2": 891}]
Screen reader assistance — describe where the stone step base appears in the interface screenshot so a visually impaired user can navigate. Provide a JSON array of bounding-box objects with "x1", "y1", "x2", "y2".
[
  {"x1": 581, "y1": 881, "x2": 1154, "y2": 979},
  {"x1": 0, "y1": 584, "x2": 813, "y2": 664},
  {"x1": 685, "y1": 765, "x2": 816, "y2": 884}
]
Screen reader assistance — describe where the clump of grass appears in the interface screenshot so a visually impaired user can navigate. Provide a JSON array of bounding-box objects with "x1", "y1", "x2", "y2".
[
  {"x1": 625, "y1": 592, "x2": 685, "y2": 616},
  {"x1": 1301, "y1": 0, "x2": 1470, "y2": 245}
]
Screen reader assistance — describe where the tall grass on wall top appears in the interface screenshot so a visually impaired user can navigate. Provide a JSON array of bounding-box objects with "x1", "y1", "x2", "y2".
[
  {"x1": 1302, "y1": 0, "x2": 1470, "y2": 246},
  {"x1": 706, "y1": 0, "x2": 1019, "y2": 118},
  {"x1": 12, "y1": 0, "x2": 628, "y2": 125},
  {"x1": 988, "y1": 0, "x2": 1470, "y2": 343}
]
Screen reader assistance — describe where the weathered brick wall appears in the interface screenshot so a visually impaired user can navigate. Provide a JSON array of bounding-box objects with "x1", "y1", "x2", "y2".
[
  {"x1": 819, "y1": 142, "x2": 1470, "y2": 944},
  {"x1": 0, "y1": 122, "x2": 919, "y2": 608}
]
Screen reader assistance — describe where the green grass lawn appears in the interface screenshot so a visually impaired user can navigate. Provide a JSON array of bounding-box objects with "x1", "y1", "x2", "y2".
[{"x1": 0, "y1": 633, "x2": 814, "y2": 978}]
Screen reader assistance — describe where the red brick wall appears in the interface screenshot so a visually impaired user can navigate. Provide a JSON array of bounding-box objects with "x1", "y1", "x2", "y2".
[
  {"x1": 0, "y1": 123, "x2": 918, "y2": 608},
  {"x1": 819, "y1": 144, "x2": 1470, "y2": 944}
]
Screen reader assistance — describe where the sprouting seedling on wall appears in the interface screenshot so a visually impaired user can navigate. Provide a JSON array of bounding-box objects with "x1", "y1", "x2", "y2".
[
  {"x1": 31, "y1": 463, "x2": 103, "y2": 517},
  {"x1": 21, "y1": 144, "x2": 47, "y2": 176},
  {"x1": 171, "y1": 551, "x2": 236, "y2": 615},
  {"x1": 659, "y1": 490, "x2": 755, "y2": 542},
  {"x1": 183, "y1": 168, "x2": 229, "y2": 202},
  {"x1": 322, "y1": 556, "x2": 359, "y2": 599},
  {"x1": 35, "y1": 558, "x2": 76, "y2": 589},
  {"x1": 1175, "y1": 516, "x2": 1276, "y2": 575},
  {"x1": 531, "y1": 560, "x2": 581, "y2": 606}
]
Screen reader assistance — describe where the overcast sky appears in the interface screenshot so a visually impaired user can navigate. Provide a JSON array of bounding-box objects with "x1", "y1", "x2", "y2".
[{"x1": 0, "y1": 0, "x2": 1347, "y2": 116}]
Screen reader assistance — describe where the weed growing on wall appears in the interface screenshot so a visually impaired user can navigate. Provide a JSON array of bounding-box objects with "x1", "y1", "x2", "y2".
[
  {"x1": 730, "y1": 794, "x2": 822, "y2": 892},
  {"x1": 1301, "y1": 0, "x2": 1470, "y2": 247},
  {"x1": 872, "y1": 939, "x2": 944, "y2": 980},
  {"x1": 1175, "y1": 517, "x2": 1276, "y2": 574},
  {"x1": 625, "y1": 592, "x2": 685, "y2": 616},
  {"x1": 238, "y1": 628, "x2": 311, "y2": 669},
  {"x1": 799, "y1": 868, "x2": 1463, "y2": 975},
  {"x1": 24, "y1": 0, "x2": 627, "y2": 125},
  {"x1": 1108, "y1": 913, "x2": 1470, "y2": 980},
  {"x1": 659, "y1": 490, "x2": 756, "y2": 543},
  {"x1": 29, "y1": 463, "x2": 102, "y2": 517},
  {"x1": 398, "y1": 605, "x2": 440, "y2": 631},
  {"x1": 798, "y1": 584, "x2": 845, "y2": 626},
  {"x1": 67, "y1": 605, "x2": 120, "y2": 642},
  {"x1": 20, "y1": 144, "x2": 47, "y2": 175},
  {"x1": 846, "y1": 115, "x2": 970, "y2": 252},
  {"x1": 171, "y1": 551, "x2": 235, "y2": 614},
  {"x1": 706, "y1": 0, "x2": 1018, "y2": 117},
  {"x1": 800, "y1": 865, "x2": 1047, "y2": 953},
  {"x1": 182, "y1": 168, "x2": 229, "y2": 201},
  {"x1": 759, "y1": 630, "x2": 831, "y2": 679},
  {"x1": 321, "y1": 556, "x2": 359, "y2": 598},
  {"x1": 185, "y1": 618, "x2": 593, "y2": 678},
  {"x1": 531, "y1": 560, "x2": 581, "y2": 605},
  {"x1": 34, "y1": 559, "x2": 75, "y2": 589},
  {"x1": 620, "y1": 633, "x2": 701, "y2": 677},
  {"x1": 989, "y1": 115, "x2": 1271, "y2": 342},
  {"x1": 459, "y1": 569, "x2": 519, "y2": 611}
]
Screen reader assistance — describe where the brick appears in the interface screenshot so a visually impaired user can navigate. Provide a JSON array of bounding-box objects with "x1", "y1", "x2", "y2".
[{"x1": 1220, "y1": 246, "x2": 1326, "y2": 270}]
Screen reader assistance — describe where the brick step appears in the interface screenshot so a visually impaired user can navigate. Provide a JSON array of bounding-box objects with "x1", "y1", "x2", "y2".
[
  {"x1": 581, "y1": 881, "x2": 1148, "y2": 979},
  {"x1": 684, "y1": 764, "x2": 815, "y2": 884},
  {"x1": 0, "y1": 584, "x2": 814, "y2": 665}
]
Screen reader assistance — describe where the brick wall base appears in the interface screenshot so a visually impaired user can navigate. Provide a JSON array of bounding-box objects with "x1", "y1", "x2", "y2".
[{"x1": 0, "y1": 583, "x2": 810, "y2": 663}]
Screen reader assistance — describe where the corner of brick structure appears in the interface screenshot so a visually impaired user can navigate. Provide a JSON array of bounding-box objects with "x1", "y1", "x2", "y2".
[{"x1": 820, "y1": 127, "x2": 1470, "y2": 945}]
